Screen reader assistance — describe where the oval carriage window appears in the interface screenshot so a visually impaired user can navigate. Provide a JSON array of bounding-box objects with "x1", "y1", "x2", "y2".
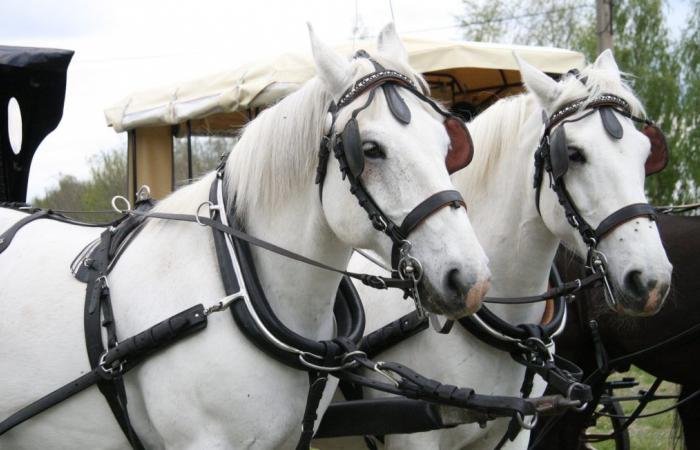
[{"x1": 8, "y1": 97, "x2": 23, "y2": 154}]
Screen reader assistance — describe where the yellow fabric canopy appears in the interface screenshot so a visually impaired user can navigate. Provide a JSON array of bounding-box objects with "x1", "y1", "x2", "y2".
[{"x1": 105, "y1": 37, "x2": 585, "y2": 133}]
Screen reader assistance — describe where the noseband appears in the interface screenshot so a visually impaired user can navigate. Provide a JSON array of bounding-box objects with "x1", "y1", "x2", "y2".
[
  {"x1": 315, "y1": 52, "x2": 474, "y2": 314},
  {"x1": 534, "y1": 92, "x2": 663, "y2": 310}
]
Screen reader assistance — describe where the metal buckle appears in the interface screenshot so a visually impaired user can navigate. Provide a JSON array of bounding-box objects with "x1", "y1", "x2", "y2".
[
  {"x1": 589, "y1": 249, "x2": 617, "y2": 311},
  {"x1": 517, "y1": 337, "x2": 555, "y2": 364},
  {"x1": 567, "y1": 382, "x2": 589, "y2": 411},
  {"x1": 98, "y1": 347, "x2": 124, "y2": 377}
]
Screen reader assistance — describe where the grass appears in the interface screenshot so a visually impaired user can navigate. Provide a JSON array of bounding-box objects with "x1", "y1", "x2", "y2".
[{"x1": 586, "y1": 366, "x2": 681, "y2": 450}]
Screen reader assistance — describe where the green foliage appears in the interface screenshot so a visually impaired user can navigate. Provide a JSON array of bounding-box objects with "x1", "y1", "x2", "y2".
[
  {"x1": 31, "y1": 136, "x2": 231, "y2": 222},
  {"x1": 459, "y1": 0, "x2": 700, "y2": 204},
  {"x1": 459, "y1": 0, "x2": 595, "y2": 48},
  {"x1": 33, "y1": 147, "x2": 127, "y2": 222}
]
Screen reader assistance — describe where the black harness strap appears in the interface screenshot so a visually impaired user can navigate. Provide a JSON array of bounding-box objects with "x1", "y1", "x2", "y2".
[
  {"x1": 593, "y1": 203, "x2": 657, "y2": 240},
  {"x1": 0, "y1": 209, "x2": 48, "y2": 254},
  {"x1": 0, "y1": 304, "x2": 207, "y2": 438},
  {"x1": 83, "y1": 228, "x2": 146, "y2": 449}
]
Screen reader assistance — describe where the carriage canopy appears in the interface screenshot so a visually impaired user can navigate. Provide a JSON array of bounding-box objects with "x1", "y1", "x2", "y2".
[{"x1": 103, "y1": 37, "x2": 585, "y2": 200}]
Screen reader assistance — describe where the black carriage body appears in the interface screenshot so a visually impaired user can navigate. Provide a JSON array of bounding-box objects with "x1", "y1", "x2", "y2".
[{"x1": 0, "y1": 45, "x2": 73, "y2": 202}]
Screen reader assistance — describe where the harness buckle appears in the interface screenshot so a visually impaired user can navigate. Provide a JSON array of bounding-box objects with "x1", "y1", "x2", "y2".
[
  {"x1": 566, "y1": 214, "x2": 580, "y2": 228},
  {"x1": 98, "y1": 347, "x2": 124, "y2": 378},
  {"x1": 589, "y1": 250, "x2": 618, "y2": 311}
]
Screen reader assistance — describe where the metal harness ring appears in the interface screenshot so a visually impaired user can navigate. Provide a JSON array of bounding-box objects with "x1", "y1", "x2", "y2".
[{"x1": 111, "y1": 196, "x2": 131, "y2": 214}]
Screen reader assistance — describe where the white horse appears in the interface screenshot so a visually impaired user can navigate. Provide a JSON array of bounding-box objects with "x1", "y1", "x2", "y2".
[
  {"x1": 0, "y1": 25, "x2": 491, "y2": 449},
  {"x1": 320, "y1": 50, "x2": 672, "y2": 450}
]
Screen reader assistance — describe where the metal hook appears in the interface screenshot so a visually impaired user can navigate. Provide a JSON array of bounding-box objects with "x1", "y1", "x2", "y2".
[
  {"x1": 373, "y1": 362, "x2": 401, "y2": 387},
  {"x1": 136, "y1": 185, "x2": 151, "y2": 202},
  {"x1": 516, "y1": 412, "x2": 538, "y2": 430}
]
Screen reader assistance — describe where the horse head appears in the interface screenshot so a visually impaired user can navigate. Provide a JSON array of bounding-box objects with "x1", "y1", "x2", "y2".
[
  {"x1": 517, "y1": 50, "x2": 672, "y2": 316},
  {"x1": 310, "y1": 24, "x2": 491, "y2": 318}
]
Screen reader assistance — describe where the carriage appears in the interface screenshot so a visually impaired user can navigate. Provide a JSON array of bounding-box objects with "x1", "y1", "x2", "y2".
[{"x1": 0, "y1": 31, "x2": 686, "y2": 450}]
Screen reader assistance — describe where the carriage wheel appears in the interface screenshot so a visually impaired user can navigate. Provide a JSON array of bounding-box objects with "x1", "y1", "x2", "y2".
[{"x1": 584, "y1": 398, "x2": 631, "y2": 450}]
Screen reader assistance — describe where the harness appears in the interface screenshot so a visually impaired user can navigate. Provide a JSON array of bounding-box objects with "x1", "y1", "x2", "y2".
[
  {"x1": 533, "y1": 90, "x2": 666, "y2": 311},
  {"x1": 315, "y1": 52, "x2": 474, "y2": 313},
  {"x1": 0, "y1": 56, "x2": 584, "y2": 449},
  {"x1": 321, "y1": 87, "x2": 671, "y2": 448}
]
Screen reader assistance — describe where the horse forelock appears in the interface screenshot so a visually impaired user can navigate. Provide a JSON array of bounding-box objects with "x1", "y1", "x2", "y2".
[{"x1": 557, "y1": 64, "x2": 646, "y2": 117}]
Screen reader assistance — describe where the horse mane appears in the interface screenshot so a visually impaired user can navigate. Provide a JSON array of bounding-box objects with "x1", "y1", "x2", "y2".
[{"x1": 459, "y1": 60, "x2": 647, "y2": 191}]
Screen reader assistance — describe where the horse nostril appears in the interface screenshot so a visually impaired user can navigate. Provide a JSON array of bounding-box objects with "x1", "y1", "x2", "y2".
[
  {"x1": 624, "y1": 270, "x2": 647, "y2": 298},
  {"x1": 446, "y1": 268, "x2": 467, "y2": 295}
]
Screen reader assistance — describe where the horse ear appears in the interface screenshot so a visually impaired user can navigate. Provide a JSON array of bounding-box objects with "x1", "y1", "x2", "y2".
[
  {"x1": 377, "y1": 23, "x2": 409, "y2": 65},
  {"x1": 514, "y1": 53, "x2": 561, "y2": 111},
  {"x1": 308, "y1": 23, "x2": 354, "y2": 97},
  {"x1": 593, "y1": 49, "x2": 621, "y2": 82}
]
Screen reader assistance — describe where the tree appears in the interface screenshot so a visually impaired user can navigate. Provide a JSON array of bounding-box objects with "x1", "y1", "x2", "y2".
[
  {"x1": 33, "y1": 147, "x2": 127, "y2": 222},
  {"x1": 458, "y1": 0, "x2": 699, "y2": 204},
  {"x1": 32, "y1": 135, "x2": 231, "y2": 221}
]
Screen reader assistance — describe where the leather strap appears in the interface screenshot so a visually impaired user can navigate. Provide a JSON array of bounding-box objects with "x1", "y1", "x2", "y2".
[
  {"x1": 0, "y1": 304, "x2": 207, "y2": 438},
  {"x1": 594, "y1": 202, "x2": 657, "y2": 240},
  {"x1": 0, "y1": 210, "x2": 48, "y2": 254},
  {"x1": 398, "y1": 190, "x2": 465, "y2": 238},
  {"x1": 83, "y1": 228, "x2": 146, "y2": 450}
]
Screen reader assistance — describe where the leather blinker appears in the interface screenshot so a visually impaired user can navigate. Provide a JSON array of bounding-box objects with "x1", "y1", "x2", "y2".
[
  {"x1": 342, "y1": 118, "x2": 364, "y2": 177},
  {"x1": 382, "y1": 84, "x2": 411, "y2": 125},
  {"x1": 550, "y1": 125, "x2": 569, "y2": 180},
  {"x1": 600, "y1": 107, "x2": 623, "y2": 140},
  {"x1": 444, "y1": 117, "x2": 474, "y2": 174},
  {"x1": 643, "y1": 124, "x2": 669, "y2": 176}
]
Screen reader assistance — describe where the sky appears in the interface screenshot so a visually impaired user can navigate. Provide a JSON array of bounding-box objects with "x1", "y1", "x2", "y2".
[{"x1": 1, "y1": 0, "x2": 692, "y2": 200}]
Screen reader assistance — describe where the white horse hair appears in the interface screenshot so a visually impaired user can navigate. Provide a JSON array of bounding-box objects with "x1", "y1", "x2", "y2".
[
  {"x1": 0, "y1": 24, "x2": 491, "y2": 449},
  {"x1": 318, "y1": 49, "x2": 671, "y2": 450}
]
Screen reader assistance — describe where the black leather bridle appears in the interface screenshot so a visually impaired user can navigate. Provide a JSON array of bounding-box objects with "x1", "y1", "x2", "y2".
[
  {"x1": 533, "y1": 93, "x2": 659, "y2": 311},
  {"x1": 315, "y1": 52, "x2": 473, "y2": 315}
]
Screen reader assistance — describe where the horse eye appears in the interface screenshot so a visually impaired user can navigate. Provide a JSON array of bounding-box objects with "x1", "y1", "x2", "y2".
[
  {"x1": 568, "y1": 146, "x2": 586, "y2": 163},
  {"x1": 362, "y1": 142, "x2": 385, "y2": 159}
]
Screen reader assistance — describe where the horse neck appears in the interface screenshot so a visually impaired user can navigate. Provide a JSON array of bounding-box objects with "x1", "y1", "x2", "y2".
[
  {"x1": 242, "y1": 184, "x2": 349, "y2": 340},
  {"x1": 456, "y1": 95, "x2": 559, "y2": 323}
]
